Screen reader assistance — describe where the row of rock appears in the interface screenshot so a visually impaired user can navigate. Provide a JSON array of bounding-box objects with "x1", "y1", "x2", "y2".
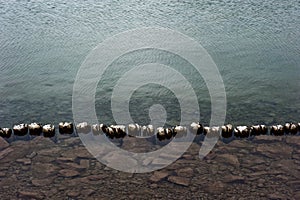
[
  {"x1": 0, "y1": 123, "x2": 55, "y2": 138},
  {"x1": 0, "y1": 121, "x2": 299, "y2": 140}
]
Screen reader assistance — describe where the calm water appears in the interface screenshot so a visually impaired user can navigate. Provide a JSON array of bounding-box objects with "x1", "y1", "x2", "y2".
[{"x1": 0, "y1": 0, "x2": 299, "y2": 127}]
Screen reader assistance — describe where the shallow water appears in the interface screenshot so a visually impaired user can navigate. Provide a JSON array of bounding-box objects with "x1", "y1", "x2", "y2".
[{"x1": 0, "y1": 0, "x2": 299, "y2": 127}]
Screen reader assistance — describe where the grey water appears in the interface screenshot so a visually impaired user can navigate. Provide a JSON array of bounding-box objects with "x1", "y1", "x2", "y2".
[{"x1": 0, "y1": 0, "x2": 299, "y2": 127}]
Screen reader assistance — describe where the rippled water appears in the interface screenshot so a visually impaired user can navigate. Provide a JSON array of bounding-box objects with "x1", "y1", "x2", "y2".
[{"x1": 0, "y1": 0, "x2": 299, "y2": 127}]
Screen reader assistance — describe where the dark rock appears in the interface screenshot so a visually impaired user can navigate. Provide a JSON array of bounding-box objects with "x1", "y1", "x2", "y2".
[
  {"x1": 42, "y1": 124, "x2": 55, "y2": 138},
  {"x1": 59, "y1": 122, "x2": 73, "y2": 134},
  {"x1": 0, "y1": 128, "x2": 12, "y2": 138},
  {"x1": 28, "y1": 123, "x2": 42, "y2": 136},
  {"x1": 13, "y1": 123, "x2": 28, "y2": 136}
]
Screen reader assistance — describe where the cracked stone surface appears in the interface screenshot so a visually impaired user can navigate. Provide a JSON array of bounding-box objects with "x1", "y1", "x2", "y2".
[{"x1": 0, "y1": 135, "x2": 299, "y2": 199}]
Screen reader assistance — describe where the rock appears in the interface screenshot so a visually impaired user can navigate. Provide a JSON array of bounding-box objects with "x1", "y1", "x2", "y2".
[
  {"x1": 149, "y1": 171, "x2": 169, "y2": 182},
  {"x1": 151, "y1": 158, "x2": 172, "y2": 165},
  {"x1": 215, "y1": 154, "x2": 240, "y2": 167},
  {"x1": 18, "y1": 191, "x2": 44, "y2": 199},
  {"x1": 256, "y1": 144, "x2": 292, "y2": 158},
  {"x1": 31, "y1": 178, "x2": 54, "y2": 187},
  {"x1": 32, "y1": 163, "x2": 59, "y2": 178},
  {"x1": 285, "y1": 136, "x2": 300, "y2": 146},
  {"x1": 267, "y1": 193, "x2": 286, "y2": 200},
  {"x1": 0, "y1": 171, "x2": 6, "y2": 177},
  {"x1": 16, "y1": 158, "x2": 31, "y2": 165},
  {"x1": 203, "y1": 181, "x2": 225, "y2": 194},
  {"x1": 0, "y1": 147, "x2": 13, "y2": 160},
  {"x1": 60, "y1": 147, "x2": 92, "y2": 159},
  {"x1": 80, "y1": 189, "x2": 95, "y2": 197},
  {"x1": 26, "y1": 151, "x2": 37, "y2": 159},
  {"x1": 167, "y1": 176, "x2": 190, "y2": 186},
  {"x1": 59, "y1": 169, "x2": 80, "y2": 177},
  {"x1": 253, "y1": 135, "x2": 284, "y2": 143},
  {"x1": 101, "y1": 152, "x2": 138, "y2": 171},
  {"x1": 79, "y1": 159, "x2": 90, "y2": 168},
  {"x1": 175, "y1": 167, "x2": 194, "y2": 178},
  {"x1": 67, "y1": 190, "x2": 80, "y2": 198},
  {"x1": 294, "y1": 191, "x2": 300, "y2": 200},
  {"x1": 223, "y1": 174, "x2": 245, "y2": 183},
  {"x1": 0, "y1": 137, "x2": 9, "y2": 150}
]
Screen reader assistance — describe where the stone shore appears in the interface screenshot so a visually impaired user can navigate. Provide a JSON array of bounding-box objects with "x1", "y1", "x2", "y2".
[{"x1": 0, "y1": 135, "x2": 299, "y2": 199}]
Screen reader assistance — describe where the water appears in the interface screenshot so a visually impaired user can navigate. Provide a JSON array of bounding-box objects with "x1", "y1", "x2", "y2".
[{"x1": 0, "y1": 0, "x2": 299, "y2": 127}]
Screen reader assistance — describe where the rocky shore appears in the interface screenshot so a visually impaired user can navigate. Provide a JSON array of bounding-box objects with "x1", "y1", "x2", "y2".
[{"x1": 0, "y1": 135, "x2": 299, "y2": 199}]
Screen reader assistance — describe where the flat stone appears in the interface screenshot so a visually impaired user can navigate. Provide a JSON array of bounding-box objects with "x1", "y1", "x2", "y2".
[
  {"x1": 32, "y1": 178, "x2": 54, "y2": 187},
  {"x1": 18, "y1": 191, "x2": 44, "y2": 199},
  {"x1": 32, "y1": 163, "x2": 60, "y2": 178},
  {"x1": 267, "y1": 193, "x2": 286, "y2": 200},
  {"x1": 253, "y1": 135, "x2": 284, "y2": 143},
  {"x1": 256, "y1": 144, "x2": 292, "y2": 158},
  {"x1": 175, "y1": 167, "x2": 194, "y2": 178},
  {"x1": 33, "y1": 154, "x2": 56, "y2": 163},
  {"x1": 151, "y1": 158, "x2": 172, "y2": 166},
  {"x1": 61, "y1": 147, "x2": 92, "y2": 159},
  {"x1": 149, "y1": 171, "x2": 169, "y2": 182},
  {"x1": 80, "y1": 189, "x2": 95, "y2": 197},
  {"x1": 67, "y1": 190, "x2": 80, "y2": 198},
  {"x1": 26, "y1": 151, "x2": 37, "y2": 159},
  {"x1": 59, "y1": 169, "x2": 80, "y2": 177},
  {"x1": 16, "y1": 158, "x2": 31, "y2": 165},
  {"x1": 0, "y1": 147, "x2": 13, "y2": 160},
  {"x1": 223, "y1": 174, "x2": 245, "y2": 183},
  {"x1": 215, "y1": 154, "x2": 240, "y2": 167},
  {"x1": 102, "y1": 152, "x2": 138, "y2": 172},
  {"x1": 56, "y1": 157, "x2": 76, "y2": 162},
  {"x1": 0, "y1": 137, "x2": 9, "y2": 150},
  {"x1": 285, "y1": 136, "x2": 300, "y2": 146},
  {"x1": 167, "y1": 176, "x2": 190, "y2": 186},
  {"x1": 79, "y1": 159, "x2": 90, "y2": 168},
  {"x1": 203, "y1": 181, "x2": 225, "y2": 194}
]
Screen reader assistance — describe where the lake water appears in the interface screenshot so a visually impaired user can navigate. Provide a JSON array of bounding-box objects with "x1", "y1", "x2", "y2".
[{"x1": 0, "y1": 0, "x2": 299, "y2": 127}]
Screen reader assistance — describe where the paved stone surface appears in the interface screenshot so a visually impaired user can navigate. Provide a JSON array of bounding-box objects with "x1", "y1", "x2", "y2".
[{"x1": 0, "y1": 135, "x2": 299, "y2": 199}]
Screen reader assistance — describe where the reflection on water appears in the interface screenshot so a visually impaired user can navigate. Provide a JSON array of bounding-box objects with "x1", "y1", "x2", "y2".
[{"x1": 0, "y1": 0, "x2": 299, "y2": 127}]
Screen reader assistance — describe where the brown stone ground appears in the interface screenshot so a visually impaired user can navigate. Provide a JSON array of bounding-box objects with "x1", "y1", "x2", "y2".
[{"x1": 0, "y1": 135, "x2": 299, "y2": 200}]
